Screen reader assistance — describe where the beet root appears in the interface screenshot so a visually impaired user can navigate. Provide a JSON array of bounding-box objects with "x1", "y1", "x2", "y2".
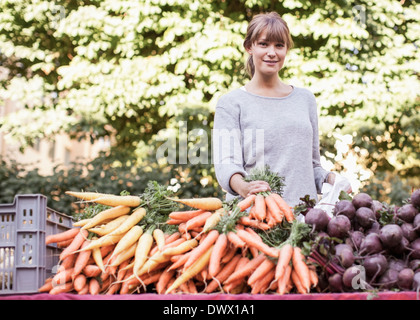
[
  {"x1": 305, "y1": 208, "x2": 330, "y2": 231},
  {"x1": 397, "y1": 204, "x2": 418, "y2": 223},
  {"x1": 379, "y1": 224, "x2": 403, "y2": 249},
  {"x1": 363, "y1": 254, "x2": 388, "y2": 280},
  {"x1": 334, "y1": 200, "x2": 356, "y2": 220},
  {"x1": 359, "y1": 233, "x2": 383, "y2": 255},
  {"x1": 411, "y1": 189, "x2": 420, "y2": 209},
  {"x1": 398, "y1": 268, "x2": 414, "y2": 290},
  {"x1": 327, "y1": 215, "x2": 351, "y2": 239},
  {"x1": 355, "y1": 207, "x2": 376, "y2": 228},
  {"x1": 352, "y1": 192, "x2": 373, "y2": 209}
]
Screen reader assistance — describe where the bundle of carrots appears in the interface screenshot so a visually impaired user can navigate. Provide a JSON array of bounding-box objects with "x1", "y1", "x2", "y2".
[{"x1": 39, "y1": 176, "x2": 319, "y2": 295}]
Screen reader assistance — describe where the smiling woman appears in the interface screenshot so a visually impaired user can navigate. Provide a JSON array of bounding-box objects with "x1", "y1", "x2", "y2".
[{"x1": 212, "y1": 11, "x2": 352, "y2": 207}]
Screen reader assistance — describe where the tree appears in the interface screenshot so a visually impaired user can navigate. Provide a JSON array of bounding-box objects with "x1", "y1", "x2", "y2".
[{"x1": 0, "y1": 0, "x2": 418, "y2": 204}]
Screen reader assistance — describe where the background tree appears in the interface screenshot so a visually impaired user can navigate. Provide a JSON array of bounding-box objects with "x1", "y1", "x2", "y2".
[{"x1": 0, "y1": 0, "x2": 418, "y2": 211}]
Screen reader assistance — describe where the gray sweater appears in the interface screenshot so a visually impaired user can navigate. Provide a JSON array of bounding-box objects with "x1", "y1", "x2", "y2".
[{"x1": 212, "y1": 86, "x2": 330, "y2": 207}]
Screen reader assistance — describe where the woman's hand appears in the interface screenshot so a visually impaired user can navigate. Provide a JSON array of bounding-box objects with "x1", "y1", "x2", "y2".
[
  {"x1": 230, "y1": 173, "x2": 271, "y2": 198},
  {"x1": 326, "y1": 173, "x2": 353, "y2": 194}
]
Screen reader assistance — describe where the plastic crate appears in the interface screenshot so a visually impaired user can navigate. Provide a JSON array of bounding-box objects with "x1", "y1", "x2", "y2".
[{"x1": 0, "y1": 194, "x2": 73, "y2": 294}]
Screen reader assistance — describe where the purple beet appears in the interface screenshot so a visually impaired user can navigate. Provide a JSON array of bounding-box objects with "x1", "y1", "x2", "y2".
[
  {"x1": 410, "y1": 238, "x2": 420, "y2": 259},
  {"x1": 328, "y1": 273, "x2": 344, "y2": 292},
  {"x1": 359, "y1": 233, "x2": 383, "y2": 255},
  {"x1": 327, "y1": 215, "x2": 351, "y2": 239},
  {"x1": 348, "y1": 230, "x2": 365, "y2": 250},
  {"x1": 398, "y1": 268, "x2": 414, "y2": 290},
  {"x1": 352, "y1": 192, "x2": 373, "y2": 209},
  {"x1": 413, "y1": 214, "x2": 420, "y2": 234},
  {"x1": 411, "y1": 189, "x2": 420, "y2": 209},
  {"x1": 334, "y1": 200, "x2": 356, "y2": 220},
  {"x1": 363, "y1": 254, "x2": 388, "y2": 279},
  {"x1": 305, "y1": 208, "x2": 330, "y2": 231},
  {"x1": 397, "y1": 204, "x2": 418, "y2": 223},
  {"x1": 355, "y1": 207, "x2": 376, "y2": 228},
  {"x1": 379, "y1": 224, "x2": 403, "y2": 249},
  {"x1": 378, "y1": 268, "x2": 399, "y2": 290},
  {"x1": 401, "y1": 223, "x2": 418, "y2": 242},
  {"x1": 334, "y1": 244, "x2": 355, "y2": 268}
]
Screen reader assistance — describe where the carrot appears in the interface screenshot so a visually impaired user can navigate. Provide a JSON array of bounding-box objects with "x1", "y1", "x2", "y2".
[
  {"x1": 65, "y1": 191, "x2": 113, "y2": 201},
  {"x1": 237, "y1": 195, "x2": 256, "y2": 212},
  {"x1": 107, "y1": 207, "x2": 146, "y2": 236},
  {"x1": 38, "y1": 279, "x2": 53, "y2": 293},
  {"x1": 92, "y1": 245, "x2": 106, "y2": 273},
  {"x1": 49, "y1": 282, "x2": 74, "y2": 295},
  {"x1": 166, "y1": 197, "x2": 223, "y2": 211},
  {"x1": 209, "y1": 233, "x2": 228, "y2": 277},
  {"x1": 238, "y1": 216, "x2": 270, "y2": 230},
  {"x1": 236, "y1": 229, "x2": 279, "y2": 258},
  {"x1": 166, "y1": 218, "x2": 184, "y2": 225},
  {"x1": 46, "y1": 228, "x2": 80, "y2": 245},
  {"x1": 88, "y1": 215, "x2": 130, "y2": 236},
  {"x1": 91, "y1": 195, "x2": 141, "y2": 207},
  {"x1": 78, "y1": 283, "x2": 89, "y2": 295},
  {"x1": 59, "y1": 229, "x2": 88, "y2": 261},
  {"x1": 106, "y1": 283, "x2": 121, "y2": 295},
  {"x1": 291, "y1": 269, "x2": 307, "y2": 294},
  {"x1": 251, "y1": 268, "x2": 275, "y2": 294},
  {"x1": 89, "y1": 278, "x2": 100, "y2": 295},
  {"x1": 270, "y1": 193, "x2": 295, "y2": 222},
  {"x1": 72, "y1": 219, "x2": 91, "y2": 228},
  {"x1": 264, "y1": 193, "x2": 284, "y2": 223},
  {"x1": 292, "y1": 247, "x2": 311, "y2": 293},
  {"x1": 169, "y1": 209, "x2": 205, "y2": 221},
  {"x1": 181, "y1": 211, "x2": 212, "y2": 232},
  {"x1": 82, "y1": 206, "x2": 132, "y2": 230},
  {"x1": 53, "y1": 268, "x2": 74, "y2": 285},
  {"x1": 167, "y1": 251, "x2": 191, "y2": 271},
  {"x1": 165, "y1": 245, "x2": 214, "y2": 294},
  {"x1": 60, "y1": 254, "x2": 77, "y2": 270},
  {"x1": 247, "y1": 257, "x2": 276, "y2": 286},
  {"x1": 224, "y1": 254, "x2": 265, "y2": 285},
  {"x1": 309, "y1": 267, "x2": 318, "y2": 288},
  {"x1": 72, "y1": 240, "x2": 92, "y2": 279},
  {"x1": 152, "y1": 238, "x2": 185, "y2": 256},
  {"x1": 156, "y1": 266, "x2": 176, "y2": 294},
  {"x1": 74, "y1": 274, "x2": 87, "y2": 292},
  {"x1": 277, "y1": 264, "x2": 292, "y2": 294},
  {"x1": 253, "y1": 194, "x2": 267, "y2": 221},
  {"x1": 205, "y1": 254, "x2": 241, "y2": 293},
  {"x1": 56, "y1": 238, "x2": 75, "y2": 248},
  {"x1": 133, "y1": 226, "x2": 155, "y2": 275},
  {"x1": 201, "y1": 210, "x2": 223, "y2": 234},
  {"x1": 78, "y1": 233, "x2": 123, "y2": 252},
  {"x1": 153, "y1": 228, "x2": 166, "y2": 251},
  {"x1": 161, "y1": 239, "x2": 198, "y2": 257},
  {"x1": 82, "y1": 265, "x2": 102, "y2": 278},
  {"x1": 184, "y1": 229, "x2": 219, "y2": 270},
  {"x1": 111, "y1": 225, "x2": 143, "y2": 259},
  {"x1": 221, "y1": 244, "x2": 237, "y2": 264},
  {"x1": 227, "y1": 231, "x2": 246, "y2": 249},
  {"x1": 275, "y1": 243, "x2": 293, "y2": 281},
  {"x1": 109, "y1": 242, "x2": 137, "y2": 268}
]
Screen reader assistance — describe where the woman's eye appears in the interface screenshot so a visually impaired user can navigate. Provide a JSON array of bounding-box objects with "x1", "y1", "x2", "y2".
[{"x1": 258, "y1": 42, "x2": 267, "y2": 46}]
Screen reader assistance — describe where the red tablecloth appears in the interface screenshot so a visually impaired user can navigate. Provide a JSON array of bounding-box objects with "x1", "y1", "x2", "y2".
[{"x1": 0, "y1": 291, "x2": 418, "y2": 300}]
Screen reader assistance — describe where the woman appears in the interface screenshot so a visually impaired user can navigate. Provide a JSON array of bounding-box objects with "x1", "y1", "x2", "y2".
[{"x1": 212, "y1": 12, "x2": 343, "y2": 207}]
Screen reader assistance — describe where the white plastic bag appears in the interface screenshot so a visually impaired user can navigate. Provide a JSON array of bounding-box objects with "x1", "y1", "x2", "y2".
[{"x1": 314, "y1": 173, "x2": 351, "y2": 218}]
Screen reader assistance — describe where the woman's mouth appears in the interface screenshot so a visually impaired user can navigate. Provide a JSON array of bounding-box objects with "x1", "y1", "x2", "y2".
[{"x1": 263, "y1": 60, "x2": 278, "y2": 65}]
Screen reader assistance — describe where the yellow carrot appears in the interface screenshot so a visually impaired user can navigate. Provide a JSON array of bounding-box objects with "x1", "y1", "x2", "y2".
[
  {"x1": 111, "y1": 225, "x2": 143, "y2": 259},
  {"x1": 133, "y1": 227, "x2": 155, "y2": 275},
  {"x1": 161, "y1": 239, "x2": 198, "y2": 257},
  {"x1": 153, "y1": 229, "x2": 166, "y2": 251},
  {"x1": 92, "y1": 195, "x2": 142, "y2": 207},
  {"x1": 108, "y1": 207, "x2": 146, "y2": 236},
  {"x1": 166, "y1": 197, "x2": 223, "y2": 211},
  {"x1": 90, "y1": 237, "x2": 106, "y2": 273},
  {"x1": 78, "y1": 234, "x2": 123, "y2": 252},
  {"x1": 88, "y1": 215, "x2": 130, "y2": 236},
  {"x1": 65, "y1": 191, "x2": 114, "y2": 201},
  {"x1": 201, "y1": 209, "x2": 223, "y2": 234},
  {"x1": 165, "y1": 245, "x2": 214, "y2": 294},
  {"x1": 81, "y1": 206, "x2": 131, "y2": 230},
  {"x1": 109, "y1": 242, "x2": 137, "y2": 268}
]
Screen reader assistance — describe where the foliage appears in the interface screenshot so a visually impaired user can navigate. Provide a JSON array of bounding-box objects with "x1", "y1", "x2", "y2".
[{"x1": 0, "y1": 0, "x2": 419, "y2": 204}]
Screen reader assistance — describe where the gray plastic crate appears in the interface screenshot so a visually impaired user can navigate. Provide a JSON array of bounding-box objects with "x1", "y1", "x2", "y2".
[{"x1": 0, "y1": 194, "x2": 73, "y2": 294}]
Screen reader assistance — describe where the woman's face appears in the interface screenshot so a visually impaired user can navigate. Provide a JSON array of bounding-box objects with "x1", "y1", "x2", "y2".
[{"x1": 248, "y1": 29, "x2": 288, "y2": 77}]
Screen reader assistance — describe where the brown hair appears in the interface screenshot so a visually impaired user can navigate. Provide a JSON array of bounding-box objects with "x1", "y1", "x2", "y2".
[{"x1": 243, "y1": 12, "x2": 294, "y2": 77}]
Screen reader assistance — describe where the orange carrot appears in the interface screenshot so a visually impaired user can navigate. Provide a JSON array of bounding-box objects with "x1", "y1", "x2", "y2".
[
  {"x1": 238, "y1": 216, "x2": 270, "y2": 230},
  {"x1": 53, "y1": 267, "x2": 74, "y2": 285},
  {"x1": 292, "y1": 247, "x2": 311, "y2": 293},
  {"x1": 72, "y1": 240, "x2": 92, "y2": 279},
  {"x1": 82, "y1": 265, "x2": 102, "y2": 278},
  {"x1": 78, "y1": 283, "x2": 89, "y2": 295},
  {"x1": 264, "y1": 194, "x2": 284, "y2": 223},
  {"x1": 56, "y1": 238, "x2": 75, "y2": 248},
  {"x1": 169, "y1": 209, "x2": 205, "y2": 221},
  {"x1": 275, "y1": 243, "x2": 293, "y2": 281},
  {"x1": 226, "y1": 231, "x2": 246, "y2": 249},
  {"x1": 46, "y1": 228, "x2": 80, "y2": 245},
  {"x1": 291, "y1": 269, "x2": 307, "y2": 294},
  {"x1": 253, "y1": 194, "x2": 266, "y2": 221},
  {"x1": 205, "y1": 254, "x2": 241, "y2": 293},
  {"x1": 236, "y1": 229, "x2": 279, "y2": 258},
  {"x1": 38, "y1": 279, "x2": 53, "y2": 293},
  {"x1": 181, "y1": 211, "x2": 212, "y2": 232},
  {"x1": 237, "y1": 195, "x2": 256, "y2": 212},
  {"x1": 89, "y1": 278, "x2": 100, "y2": 295},
  {"x1": 309, "y1": 267, "x2": 318, "y2": 288},
  {"x1": 270, "y1": 193, "x2": 295, "y2": 222},
  {"x1": 60, "y1": 254, "x2": 76, "y2": 270},
  {"x1": 74, "y1": 274, "x2": 87, "y2": 292},
  {"x1": 277, "y1": 264, "x2": 292, "y2": 294},
  {"x1": 224, "y1": 254, "x2": 265, "y2": 285},
  {"x1": 251, "y1": 268, "x2": 275, "y2": 294},
  {"x1": 221, "y1": 244, "x2": 237, "y2": 264},
  {"x1": 167, "y1": 251, "x2": 191, "y2": 271},
  {"x1": 59, "y1": 229, "x2": 89, "y2": 261},
  {"x1": 208, "y1": 233, "x2": 228, "y2": 277},
  {"x1": 184, "y1": 230, "x2": 219, "y2": 270},
  {"x1": 247, "y1": 257, "x2": 276, "y2": 286},
  {"x1": 156, "y1": 266, "x2": 176, "y2": 294},
  {"x1": 49, "y1": 282, "x2": 74, "y2": 295}
]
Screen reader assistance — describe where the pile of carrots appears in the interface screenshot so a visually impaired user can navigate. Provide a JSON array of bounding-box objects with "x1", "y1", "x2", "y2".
[{"x1": 39, "y1": 187, "x2": 318, "y2": 295}]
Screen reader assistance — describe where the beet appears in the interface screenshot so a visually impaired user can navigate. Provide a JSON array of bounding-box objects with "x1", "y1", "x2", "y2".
[
  {"x1": 401, "y1": 223, "x2": 418, "y2": 242},
  {"x1": 410, "y1": 238, "x2": 420, "y2": 259},
  {"x1": 327, "y1": 215, "x2": 351, "y2": 239},
  {"x1": 398, "y1": 268, "x2": 414, "y2": 290},
  {"x1": 388, "y1": 258, "x2": 407, "y2": 272},
  {"x1": 397, "y1": 204, "x2": 418, "y2": 223},
  {"x1": 411, "y1": 189, "x2": 420, "y2": 209},
  {"x1": 410, "y1": 260, "x2": 420, "y2": 272},
  {"x1": 413, "y1": 214, "x2": 420, "y2": 233},
  {"x1": 334, "y1": 200, "x2": 356, "y2": 220},
  {"x1": 348, "y1": 230, "x2": 365, "y2": 250},
  {"x1": 305, "y1": 208, "x2": 330, "y2": 231},
  {"x1": 363, "y1": 254, "x2": 388, "y2": 279},
  {"x1": 355, "y1": 207, "x2": 376, "y2": 228},
  {"x1": 412, "y1": 272, "x2": 420, "y2": 297},
  {"x1": 379, "y1": 224, "x2": 403, "y2": 249},
  {"x1": 366, "y1": 221, "x2": 381, "y2": 235},
  {"x1": 388, "y1": 237, "x2": 410, "y2": 256},
  {"x1": 352, "y1": 192, "x2": 373, "y2": 209},
  {"x1": 342, "y1": 266, "x2": 366, "y2": 289},
  {"x1": 328, "y1": 273, "x2": 344, "y2": 292},
  {"x1": 335, "y1": 244, "x2": 355, "y2": 268},
  {"x1": 377, "y1": 268, "x2": 399, "y2": 290},
  {"x1": 359, "y1": 233, "x2": 383, "y2": 255},
  {"x1": 372, "y1": 200, "x2": 383, "y2": 219}
]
